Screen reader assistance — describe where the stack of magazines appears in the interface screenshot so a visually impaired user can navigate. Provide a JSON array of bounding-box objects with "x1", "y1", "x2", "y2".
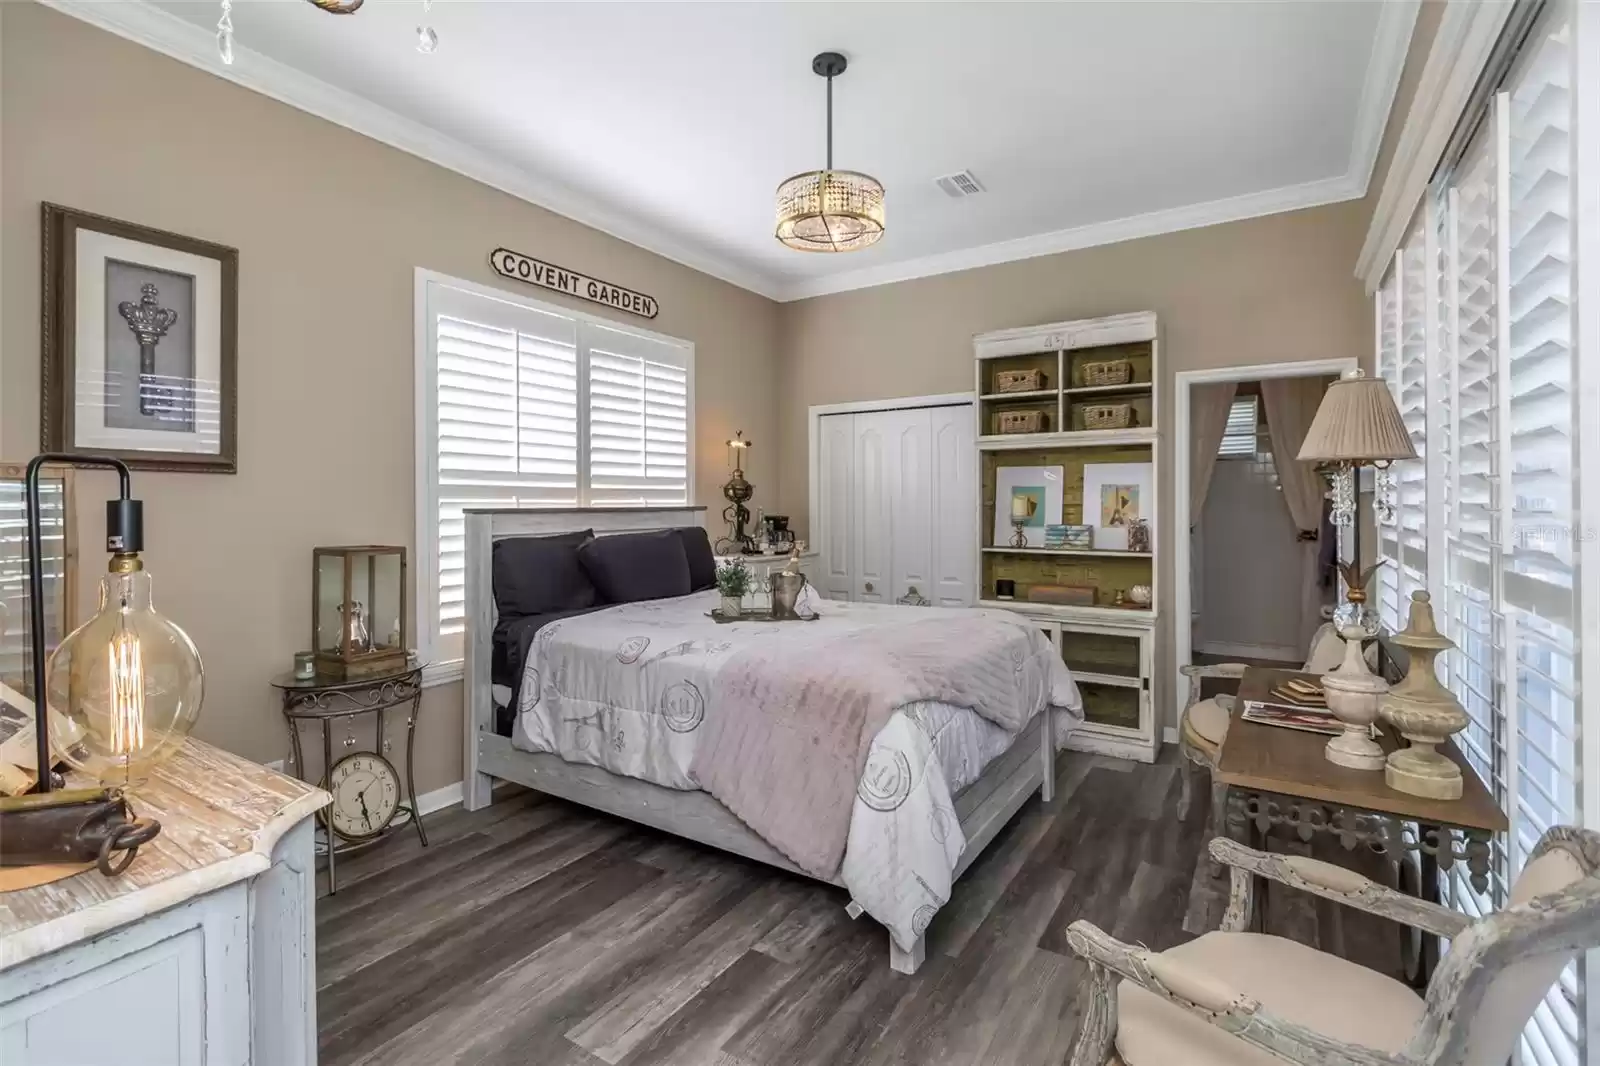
[{"x1": 1239, "y1": 675, "x2": 1341, "y2": 736}]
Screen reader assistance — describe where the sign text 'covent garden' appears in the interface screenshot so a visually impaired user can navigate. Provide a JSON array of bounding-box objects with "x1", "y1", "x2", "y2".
[{"x1": 489, "y1": 248, "x2": 659, "y2": 320}]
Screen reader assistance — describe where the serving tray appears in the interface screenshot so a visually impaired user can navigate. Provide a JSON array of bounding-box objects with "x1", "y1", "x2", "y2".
[{"x1": 706, "y1": 608, "x2": 820, "y2": 624}]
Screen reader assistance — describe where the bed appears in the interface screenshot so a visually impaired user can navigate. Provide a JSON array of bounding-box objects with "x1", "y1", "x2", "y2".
[{"x1": 461, "y1": 506, "x2": 1083, "y2": 974}]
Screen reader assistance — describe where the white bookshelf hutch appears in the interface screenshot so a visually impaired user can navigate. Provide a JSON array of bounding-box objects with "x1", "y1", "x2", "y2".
[{"x1": 973, "y1": 311, "x2": 1162, "y2": 762}]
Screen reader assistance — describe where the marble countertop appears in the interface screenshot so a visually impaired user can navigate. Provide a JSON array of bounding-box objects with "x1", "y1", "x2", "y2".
[{"x1": 0, "y1": 739, "x2": 330, "y2": 969}]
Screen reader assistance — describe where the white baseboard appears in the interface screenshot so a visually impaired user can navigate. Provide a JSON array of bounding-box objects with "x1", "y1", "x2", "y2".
[
  {"x1": 416, "y1": 780, "x2": 465, "y2": 816},
  {"x1": 1195, "y1": 640, "x2": 1301, "y2": 664},
  {"x1": 265, "y1": 758, "x2": 285, "y2": 774},
  {"x1": 1163, "y1": 727, "x2": 1179, "y2": 745}
]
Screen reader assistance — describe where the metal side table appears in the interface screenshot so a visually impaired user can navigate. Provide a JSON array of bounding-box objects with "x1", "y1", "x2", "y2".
[{"x1": 271, "y1": 661, "x2": 428, "y2": 892}]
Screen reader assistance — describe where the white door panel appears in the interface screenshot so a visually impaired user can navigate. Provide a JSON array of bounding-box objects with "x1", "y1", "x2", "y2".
[
  {"x1": 930, "y1": 406, "x2": 976, "y2": 606},
  {"x1": 817, "y1": 413, "x2": 855, "y2": 600},
  {"x1": 889, "y1": 409, "x2": 933, "y2": 606},
  {"x1": 852, "y1": 420, "x2": 892, "y2": 603}
]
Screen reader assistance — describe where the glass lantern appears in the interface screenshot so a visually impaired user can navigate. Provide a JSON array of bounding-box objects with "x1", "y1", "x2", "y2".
[{"x1": 312, "y1": 546, "x2": 408, "y2": 680}]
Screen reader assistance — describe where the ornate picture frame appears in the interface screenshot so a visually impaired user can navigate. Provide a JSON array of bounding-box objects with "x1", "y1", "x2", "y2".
[{"x1": 41, "y1": 203, "x2": 238, "y2": 473}]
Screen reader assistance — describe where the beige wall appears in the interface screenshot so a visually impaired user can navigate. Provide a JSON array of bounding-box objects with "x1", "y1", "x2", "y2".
[
  {"x1": 0, "y1": 3, "x2": 781, "y2": 794},
  {"x1": 774, "y1": 202, "x2": 1371, "y2": 729}
]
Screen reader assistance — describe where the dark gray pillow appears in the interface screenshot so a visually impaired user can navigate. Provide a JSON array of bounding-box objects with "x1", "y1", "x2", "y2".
[
  {"x1": 579, "y1": 530, "x2": 692, "y2": 604},
  {"x1": 675, "y1": 526, "x2": 717, "y2": 591},
  {"x1": 492, "y1": 529, "x2": 596, "y2": 618}
]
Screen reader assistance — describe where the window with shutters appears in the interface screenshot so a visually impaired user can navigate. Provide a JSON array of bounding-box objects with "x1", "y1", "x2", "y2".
[
  {"x1": 415, "y1": 273, "x2": 693, "y2": 674},
  {"x1": 1371, "y1": 6, "x2": 1586, "y2": 1062},
  {"x1": 1215, "y1": 395, "x2": 1261, "y2": 458}
]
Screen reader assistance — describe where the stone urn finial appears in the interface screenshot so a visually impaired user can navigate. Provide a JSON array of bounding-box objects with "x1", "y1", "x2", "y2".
[{"x1": 1380, "y1": 591, "x2": 1469, "y2": 799}]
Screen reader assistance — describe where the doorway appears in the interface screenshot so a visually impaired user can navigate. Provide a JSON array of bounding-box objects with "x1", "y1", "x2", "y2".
[{"x1": 1172, "y1": 359, "x2": 1355, "y2": 725}]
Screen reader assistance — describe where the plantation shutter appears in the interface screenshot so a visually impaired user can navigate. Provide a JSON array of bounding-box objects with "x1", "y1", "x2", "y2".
[
  {"x1": 1395, "y1": 223, "x2": 1431, "y2": 619},
  {"x1": 1502, "y1": 17, "x2": 1579, "y2": 1062},
  {"x1": 423, "y1": 281, "x2": 693, "y2": 663},
  {"x1": 585, "y1": 323, "x2": 691, "y2": 505},
  {"x1": 1441, "y1": 124, "x2": 1501, "y2": 832},
  {"x1": 1374, "y1": 8, "x2": 1584, "y2": 1063},
  {"x1": 1215, "y1": 395, "x2": 1260, "y2": 458},
  {"x1": 431, "y1": 288, "x2": 581, "y2": 655},
  {"x1": 1375, "y1": 265, "x2": 1404, "y2": 634}
]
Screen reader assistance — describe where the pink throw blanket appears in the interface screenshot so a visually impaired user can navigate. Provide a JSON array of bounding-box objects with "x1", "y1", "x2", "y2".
[{"x1": 690, "y1": 612, "x2": 1073, "y2": 879}]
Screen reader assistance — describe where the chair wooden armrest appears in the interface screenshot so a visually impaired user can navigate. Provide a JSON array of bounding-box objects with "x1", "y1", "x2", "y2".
[
  {"x1": 1064, "y1": 919, "x2": 1416, "y2": 1066},
  {"x1": 1180, "y1": 663, "x2": 1250, "y2": 682},
  {"x1": 1208, "y1": 838, "x2": 1471, "y2": 940}
]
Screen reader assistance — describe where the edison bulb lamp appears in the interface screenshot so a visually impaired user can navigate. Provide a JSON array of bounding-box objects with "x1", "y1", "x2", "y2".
[{"x1": 46, "y1": 498, "x2": 203, "y2": 790}]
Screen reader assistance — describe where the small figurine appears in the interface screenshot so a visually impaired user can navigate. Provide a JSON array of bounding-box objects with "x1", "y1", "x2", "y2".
[{"x1": 1128, "y1": 518, "x2": 1151, "y2": 554}]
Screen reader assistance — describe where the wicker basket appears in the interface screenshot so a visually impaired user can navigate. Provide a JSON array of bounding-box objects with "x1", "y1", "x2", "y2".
[
  {"x1": 1082, "y1": 359, "x2": 1132, "y2": 386},
  {"x1": 994, "y1": 368, "x2": 1044, "y2": 394},
  {"x1": 1082, "y1": 403, "x2": 1133, "y2": 430},
  {"x1": 996, "y1": 410, "x2": 1046, "y2": 435}
]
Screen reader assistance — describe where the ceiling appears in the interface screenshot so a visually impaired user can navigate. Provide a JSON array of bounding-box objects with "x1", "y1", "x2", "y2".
[{"x1": 65, "y1": 1, "x2": 1415, "y2": 301}]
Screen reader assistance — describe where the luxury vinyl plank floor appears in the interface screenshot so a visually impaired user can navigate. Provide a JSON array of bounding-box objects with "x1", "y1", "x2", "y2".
[{"x1": 316, "y1": 752, "x2": 1400, "y2": 1066}]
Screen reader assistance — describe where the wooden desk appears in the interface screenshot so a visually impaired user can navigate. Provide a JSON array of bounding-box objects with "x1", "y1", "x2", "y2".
[{"x1": 1218, "y1": 668, "x2": 1507, "y2": 983}]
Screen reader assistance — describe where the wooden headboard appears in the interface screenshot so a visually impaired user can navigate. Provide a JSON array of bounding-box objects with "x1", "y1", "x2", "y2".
[{"x1": 461, "y1": 506, "x2": 706, "y2": 806}]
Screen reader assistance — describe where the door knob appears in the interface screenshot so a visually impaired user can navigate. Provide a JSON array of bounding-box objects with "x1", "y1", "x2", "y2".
[{"x1": 865, "y1": 581, "x2": 875, "y2": 593}]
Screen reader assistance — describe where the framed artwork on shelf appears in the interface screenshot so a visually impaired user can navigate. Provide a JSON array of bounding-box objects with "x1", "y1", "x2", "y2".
[
  {"x1": 1082, "y1": 461, "x2": 1153, "y2": 552},
  {"x1": 992, "y1": 465, "x2": 1063, "y2": 548},
  {"x1": 41, "y1": 203, "x2": 238, "y2": 473}
]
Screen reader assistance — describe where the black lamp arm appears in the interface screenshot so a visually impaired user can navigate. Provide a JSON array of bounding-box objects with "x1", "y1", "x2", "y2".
[{"x1": 23, "y1": 453, "x2": 138, "y2": 794}]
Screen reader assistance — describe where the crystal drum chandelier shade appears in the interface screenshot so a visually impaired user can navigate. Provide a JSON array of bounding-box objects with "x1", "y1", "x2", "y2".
[{"x1": 775, "y1": 53, "x2": 885, "y2": 253}]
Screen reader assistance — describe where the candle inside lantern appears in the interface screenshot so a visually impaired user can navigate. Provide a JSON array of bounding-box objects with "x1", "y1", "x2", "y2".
[{"x1": 1010, "y1": 495, "x2": 1034, "y2": 521}]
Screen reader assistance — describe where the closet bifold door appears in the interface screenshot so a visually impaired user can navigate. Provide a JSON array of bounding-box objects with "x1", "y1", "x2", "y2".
[
  {"x1": 888, "y1": 408, "x2": 935, "y2": 607},
  {"x1": 929, "y1": 405, "x2": 976, "y2": 606},
  {"x1": 817, "y1": 412, "x2": 855, "y2": 601},
  {"x1": 852, "y1": 413, "x2": 893, "y2": 603}
]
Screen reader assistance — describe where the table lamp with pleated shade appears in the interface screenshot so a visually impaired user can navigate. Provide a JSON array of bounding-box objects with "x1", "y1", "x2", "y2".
[
  {"x1": 1296, "y1": 368, "x2": 1418, "y2": 466},
  {"x1": 1296, "y1": 368, "x2": 1417, "y2": 773}
]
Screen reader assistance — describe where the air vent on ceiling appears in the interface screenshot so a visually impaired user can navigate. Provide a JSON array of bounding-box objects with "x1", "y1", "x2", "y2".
[{"x1": 935, "y1": 170, "x2": 985, "y2": 199}]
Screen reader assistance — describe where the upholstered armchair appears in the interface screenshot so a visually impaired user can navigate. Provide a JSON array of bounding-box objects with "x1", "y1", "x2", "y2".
[{"x1": 1064, "y1": 828, "x2": 1600, "y2": 1066}]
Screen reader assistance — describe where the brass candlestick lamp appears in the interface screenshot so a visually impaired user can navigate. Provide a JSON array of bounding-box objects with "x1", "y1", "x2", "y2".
[
  {"x1": 1296, "y1": 368, "x2": 1418, "y2": 771},
  {"x1": 718, "y1": 432, "x2": 757, "y2": 555}
]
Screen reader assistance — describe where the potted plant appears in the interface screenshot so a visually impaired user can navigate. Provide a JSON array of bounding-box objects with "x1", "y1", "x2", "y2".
[{"x1": 714, "y1": 559, "x2": 751, "y2": 617}]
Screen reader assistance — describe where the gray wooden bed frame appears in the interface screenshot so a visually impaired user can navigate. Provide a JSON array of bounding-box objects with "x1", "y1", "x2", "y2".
[{"x1": 461, "y1": 506, "x2": 1055, "y2": 974}]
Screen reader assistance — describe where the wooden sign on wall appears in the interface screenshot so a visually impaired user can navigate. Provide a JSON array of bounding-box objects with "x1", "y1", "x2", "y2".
[{"x1": 489, "y1": 248, "x2": 659, "y2": 319}]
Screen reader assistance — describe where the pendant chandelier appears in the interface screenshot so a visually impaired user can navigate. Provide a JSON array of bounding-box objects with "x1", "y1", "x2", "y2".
[
  {"x1": 775, "y1": 52, "x2": 885, "y2": 253},
  {"x1": 216, "y1": 0, "x2": 438, "y2": 65}
]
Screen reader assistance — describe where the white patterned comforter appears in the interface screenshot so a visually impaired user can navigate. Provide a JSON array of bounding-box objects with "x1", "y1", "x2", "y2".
[{"x1": 511, "y1": 588, "x2": 1083, "y2": 950}]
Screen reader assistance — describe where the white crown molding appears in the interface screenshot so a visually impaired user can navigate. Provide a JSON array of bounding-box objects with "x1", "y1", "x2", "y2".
[
  {"x1": 37, "y1": 0, "x2": 787, "y2": 300},
  {"x1": 44, "y1": 0, "x2": 1422, "y2": 306},
  {"x1": 1355, "y1": 0, "x2": 1515, "y2": 293},
  {"x1": 777, "y1": 172, "x2": 1365, "y2": 301},
  {"x1": 1346, "y1": 0, "x2": 1422, "y2": 197}
]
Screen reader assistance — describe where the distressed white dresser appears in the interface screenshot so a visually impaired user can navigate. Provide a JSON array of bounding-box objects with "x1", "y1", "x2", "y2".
[{"x1": 0, "y1": 740, "x2": 329, "y2": 1065}]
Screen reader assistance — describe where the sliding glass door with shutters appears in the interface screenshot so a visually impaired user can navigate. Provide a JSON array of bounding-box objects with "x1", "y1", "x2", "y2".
[{"x1": 1372, "y1": 6, "x2": 1585, "y2": 1062}]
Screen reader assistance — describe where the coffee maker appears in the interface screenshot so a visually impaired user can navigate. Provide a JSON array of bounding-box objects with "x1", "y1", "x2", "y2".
[{"x1": 762, "y1": 515, "x2": 795, "y2": 553}]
